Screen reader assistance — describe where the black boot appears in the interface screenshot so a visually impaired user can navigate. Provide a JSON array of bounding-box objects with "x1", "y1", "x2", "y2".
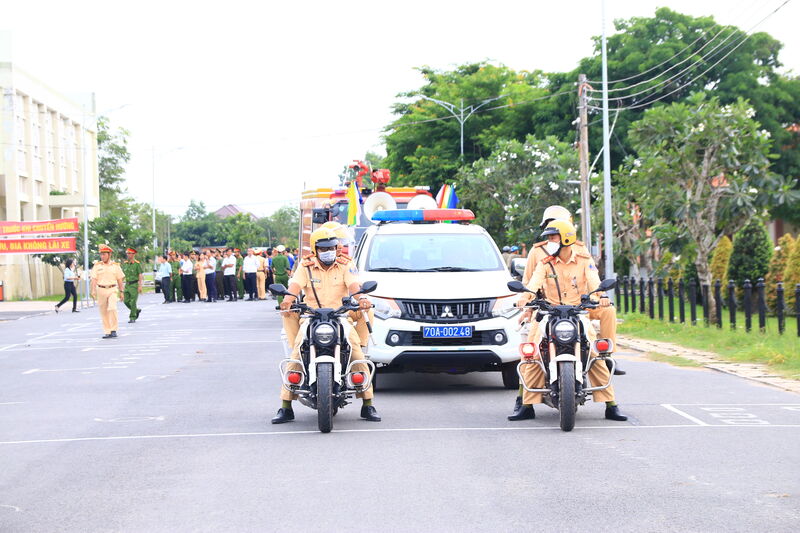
[
  {"x1": 607, "y1": 359, "x2": 626, "y2": 375},
  {"x1": 605, "y1": 405, "x2": 628, "y2": 421},
  {"x1": 360, "y1": 405, "x2": 381, "y2": 422},
  {"x1": 271, "y1": 407, "x2": 294, "y2": 424},
  {"x1": 508, "y1": 397, "x2": 535, "y2": 421}
]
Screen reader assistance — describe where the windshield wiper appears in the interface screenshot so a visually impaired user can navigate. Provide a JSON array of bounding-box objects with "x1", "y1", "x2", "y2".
[
  {"x1": 418, "y1": 266, "x2": 480, "y2": 272},
  {"x1": 368, "y1": 267, "x2": 416, "y2": 272}
]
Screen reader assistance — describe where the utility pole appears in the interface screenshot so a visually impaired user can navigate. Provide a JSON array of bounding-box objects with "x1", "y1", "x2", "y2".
[
  {"x1": 577, "y1": 74, "x2": 592, "y2": 254},
  {"x1": 601, "y1": 0, "x2": 616, "y2": 299}
]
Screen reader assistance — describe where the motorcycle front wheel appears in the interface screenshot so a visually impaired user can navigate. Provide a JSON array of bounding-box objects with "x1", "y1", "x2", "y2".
[
  {"x1": 558, "y1": 361, "x2": 576, "y2": 432},
  {"x1": 317, "y1": 362, "x2": 334, "y2": 433}
]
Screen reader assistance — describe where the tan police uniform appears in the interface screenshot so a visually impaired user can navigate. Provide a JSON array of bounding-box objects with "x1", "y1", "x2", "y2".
[
  {"x1": 519, "y1": 247, "x2": 615, "y2": 405},
  {"x1": 280, "y1": 254, "x2": 373, "y2": 402},
  {"x1": 256, "y1": 254, "x2": 267, "y2": 300},
  {"x1": 337, "y1": 252, "x2": 374, "y2": 348},
  {"x1": 280, "y1": 253, "x2": 315, "y2": 349},
  {"x1": 91, "y1": 254, "x2": 125, "y2": 335},
  {"x1": 195, "y1": 258, "x2": 208, "y2": 300}
]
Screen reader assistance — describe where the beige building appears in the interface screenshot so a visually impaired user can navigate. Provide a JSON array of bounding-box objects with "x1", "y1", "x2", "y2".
[{"x1": 0, "y1": 45, "x2": 99, "y2": 300}]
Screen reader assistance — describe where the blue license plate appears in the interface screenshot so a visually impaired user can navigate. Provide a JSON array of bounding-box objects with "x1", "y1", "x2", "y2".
[{"x1": 422, "y1": 326, "x2": 473, "y2": 339}]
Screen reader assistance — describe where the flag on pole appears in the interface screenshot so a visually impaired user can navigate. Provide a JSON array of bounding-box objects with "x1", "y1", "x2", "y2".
[
  {"x1": 435, "y1": 183, "x2": 460, "y2": 208},
  {"x1": 346, "y1": 181, "x2": 362, "y2": 225}
]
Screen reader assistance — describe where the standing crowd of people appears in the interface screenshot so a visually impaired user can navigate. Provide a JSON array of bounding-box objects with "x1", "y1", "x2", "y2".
[{"x1": 155, "y1": 246, "x2": 297, "y2": 304}]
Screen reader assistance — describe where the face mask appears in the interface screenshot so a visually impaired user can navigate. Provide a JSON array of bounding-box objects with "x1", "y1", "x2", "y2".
[
  {"x1": 318, "y1": 250, "x2": 337, "y2": 264},
  {"x1": 544, "y1": 241, "x2": 561, "y2": 256}
]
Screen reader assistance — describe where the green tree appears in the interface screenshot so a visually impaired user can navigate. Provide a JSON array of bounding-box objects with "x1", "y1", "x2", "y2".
[
  {"x1": 728, "y1": 220, "x2": 773, "y2": 308},
  {"x1": 384, "y1": 63, "x2": 558, "y2": 192},
  {"x1": 96, "y1": 116, "x2": 131, "y2": 205},
  {"x1": 710, "y1": 235, "x2": 733, "y2": 287},
  {"x1": 456, "y1": 135, "x2": 581, "y2": 245},
  {"x1": 172, "y1": 200, "x2": 224, "y2": 246},
  {"x1": 766, "y1": 233, "x2": 795, "y2": 312},
  {"x1": 782, "y1": 237, "x2": 800, "y2": 315},
  {"x1": 258, "y1": 206, "x2": 299, "y2": 248},
  {"x1": 626, "y1": 93, "x2": 797, "y2": 321},
  {"x1": 221, "y1": 213, "x2": 263, "y2": 249}
]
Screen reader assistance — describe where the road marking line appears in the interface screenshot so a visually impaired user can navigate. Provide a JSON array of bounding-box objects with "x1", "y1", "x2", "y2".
[
  {"x1": 667, "y1": 403, "x2": 800, "y2": 406},
  {"x1": 661, "y1": 404, "x2": 710, "y2": 426},
  {"x1": 3, "y1": 424, "x2": 800, "y2": 445},
  {"x1": 0, "y1": 402, "x2": 25, "y2": 406}
]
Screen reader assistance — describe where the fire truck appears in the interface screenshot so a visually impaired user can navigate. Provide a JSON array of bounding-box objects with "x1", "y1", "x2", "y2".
[{"x1": 299, "y1": 160, "x2": 436, "y2": 256}]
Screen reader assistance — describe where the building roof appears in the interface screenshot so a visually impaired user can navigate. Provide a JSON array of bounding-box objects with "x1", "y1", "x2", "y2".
[{"x1": 213, "y1": 204, "x2": 257, "y2": 220}]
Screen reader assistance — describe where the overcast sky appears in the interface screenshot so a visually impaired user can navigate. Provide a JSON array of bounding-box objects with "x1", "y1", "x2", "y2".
[{"x1": 4, "y1": 0, "x2": 798, "y2": 218}]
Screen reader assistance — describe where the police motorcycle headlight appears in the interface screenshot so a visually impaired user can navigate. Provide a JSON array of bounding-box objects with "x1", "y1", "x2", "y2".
[
  {"x1": 552, "y1": 319, "x2": 578, "y2": 344},
  {"x1": 313, "y1": 323, "x2": 337, "y2": 346}
]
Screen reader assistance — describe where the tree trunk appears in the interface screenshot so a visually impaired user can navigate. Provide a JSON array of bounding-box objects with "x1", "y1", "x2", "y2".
[{"x1": 695, "y1": 254, "x2": 716, "y2": 323}]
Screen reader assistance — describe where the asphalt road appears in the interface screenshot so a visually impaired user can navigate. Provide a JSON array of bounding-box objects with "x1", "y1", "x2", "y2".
[{"x1": 1, "y1": 293, "x2": 798, "y2": 532}]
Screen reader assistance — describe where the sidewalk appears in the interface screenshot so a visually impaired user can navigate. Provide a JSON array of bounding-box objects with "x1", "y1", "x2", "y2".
[
  {"x1": 0, "y1": 299, "x2": 95, "y2": 321},
  {"x1": 617, "y1": 334, "x2": 800, "y2": 394}
]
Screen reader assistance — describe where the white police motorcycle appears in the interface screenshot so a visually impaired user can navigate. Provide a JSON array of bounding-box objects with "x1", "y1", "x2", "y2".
[
  {"x1": 507, "y1": 278, "x2": 617, "y2": 431},
  {"x1": 269, "y1": 281, "x2": 377, "y2": 433}
]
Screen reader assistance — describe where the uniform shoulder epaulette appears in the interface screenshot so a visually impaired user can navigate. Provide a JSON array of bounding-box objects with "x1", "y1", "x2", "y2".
[
  {"x1": 302, "y1": 253, "x2": 315, "y2": 260},
  {"x1": 533, "y1": 241, "x2": 547, "y2": 248},
  {"x1": 336, "y1": 256, "x2": 350, "y2": 265},
  {"x1": 575, "y1": 250, "x2": 591, "y2": 259},
  {"x1": 301, "y1": 258, "x2": 315, "y2": 267},
  {"x1": 575, "y1": 240, "x2": 585, "y2": 246}
]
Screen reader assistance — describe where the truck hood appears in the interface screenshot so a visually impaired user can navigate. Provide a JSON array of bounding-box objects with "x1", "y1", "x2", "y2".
[{"x1": 362, "y1": 270, "x2": 514, "y2": 300}]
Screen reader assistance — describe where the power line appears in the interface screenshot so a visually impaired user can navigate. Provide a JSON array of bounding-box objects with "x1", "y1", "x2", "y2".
[
  {"x1": 587, "y1": 0, "x2": 793, "y2": 112},
  {"x1": 587, "y1": 0, "x2": 763, "y2": 86}
]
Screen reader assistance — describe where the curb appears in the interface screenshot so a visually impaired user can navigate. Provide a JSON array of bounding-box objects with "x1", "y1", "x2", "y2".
[{"x1": 616, "y1": 335, "x2": 800, "y2": 395}]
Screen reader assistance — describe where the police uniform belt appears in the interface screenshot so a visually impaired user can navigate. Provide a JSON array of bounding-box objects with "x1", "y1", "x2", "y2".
[{"x1": 97, "y1": 284, "x2": 116, "y2": 289}]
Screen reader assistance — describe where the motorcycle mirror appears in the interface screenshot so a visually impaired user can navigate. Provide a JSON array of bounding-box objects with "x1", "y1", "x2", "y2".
[
  {"x1": 597, "y1": 278, "x2": 617, "y2": 292},
  {"x1": 268, "y1": 283, "x2": 289, "y2": 296},
  {"x1": 507, "y1": 280, "x2": 529, "y2": 293},
  {"x1": 356, "y1": 280, "x2": 378, "y2": 295}
]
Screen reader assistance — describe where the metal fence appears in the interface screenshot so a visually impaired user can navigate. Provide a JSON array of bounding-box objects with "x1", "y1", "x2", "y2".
[{"x1": 620, "y1": 277, "x2": 800, "y2": 337}]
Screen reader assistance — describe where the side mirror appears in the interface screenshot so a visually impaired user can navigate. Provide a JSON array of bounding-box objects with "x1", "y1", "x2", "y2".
[
  {"x1": 268, "y1": 283, "x2": 290, "y2": 296},
  {"x1": 511, "y1": 258, "x2": 527, "y2": 278},
  {"x1": 356, "y1": 280, "x2": 378, "y2": 295},
  {"x1": 597, "y1": 278, "x2": 617, "y2": 292},
  {"x1": 507, "y1": 280, "x2": 529, "y2": 293}
]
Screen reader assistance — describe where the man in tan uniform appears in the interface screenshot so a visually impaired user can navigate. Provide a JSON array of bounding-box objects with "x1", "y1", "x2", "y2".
[
  {"x1": 510, "y1": 206, "x2": 625, "y2": 421},
  {"x1": 322, "y1": 221, "x2": 374, "y2": 348},
  {"x1": 256, "y1": 251, "x2": 267, "y2": 300},
  {"x1": 511, "y1": 220, "x2": 627, "y2": 422},
  {"x1": 90, "y1": 244, "x2": 125, "y2": 339},
  {"x1": 271, "y1": 227, "x2": 380, "y2": 424}
]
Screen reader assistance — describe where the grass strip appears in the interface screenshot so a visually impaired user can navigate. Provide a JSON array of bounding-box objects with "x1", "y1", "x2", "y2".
[{"x1": 618, "y1": 313, "x2": 800, "y2": 379}]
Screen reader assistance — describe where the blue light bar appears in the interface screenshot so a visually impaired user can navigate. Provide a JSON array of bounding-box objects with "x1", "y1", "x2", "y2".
[{"x1": 370, "y1": 209, "x2": 475, "y2": 222}]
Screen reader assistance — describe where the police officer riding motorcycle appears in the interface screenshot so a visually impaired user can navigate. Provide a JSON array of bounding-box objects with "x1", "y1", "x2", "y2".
[
  {"x1": 507, "y1": 220, "x2": 628, "y2": 429},
  {"x1": 270, "y1": 227, "x2": 380, "y2": 432}
]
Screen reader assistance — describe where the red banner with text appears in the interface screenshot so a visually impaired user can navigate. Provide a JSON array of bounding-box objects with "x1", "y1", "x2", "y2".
[
  {"x1": 0, "y1": 217, "x2": 79, "y2": 236},
  {"x1": 0, "y1": 237, "x2": 77, "y2": 254}
]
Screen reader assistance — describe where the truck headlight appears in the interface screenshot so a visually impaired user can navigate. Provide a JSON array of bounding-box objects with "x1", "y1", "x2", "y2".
[
  {"x1": 372, "y1": 297, "x2": 401, "y2": 320},
  {"x1": 491, "y1": 295, "x2": 521, "y2": 319}
]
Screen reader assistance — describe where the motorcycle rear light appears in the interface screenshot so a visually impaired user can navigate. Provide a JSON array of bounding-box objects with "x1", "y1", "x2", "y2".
[
  {"x1": 519, "y1": 343, "x2": 538, "y2": 359},
  {"x1": 593, "y1": 339, "x2": 613, "y2": 353},
  {"x1": 351, "y1": 372, "x2": 366, "y2": 385},
  {"x1": 287, "y1": 371, "x2": 303, "y2": 385}
]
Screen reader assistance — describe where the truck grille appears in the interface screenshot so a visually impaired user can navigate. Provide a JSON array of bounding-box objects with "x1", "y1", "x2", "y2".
[{"x1": 398, "y1": 299, "x2": 493, "y2": 323}]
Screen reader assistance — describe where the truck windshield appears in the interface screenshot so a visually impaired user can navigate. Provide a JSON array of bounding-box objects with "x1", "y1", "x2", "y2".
[{"x1": 365, "y1": 233, "x2": 505, "y2": 272}]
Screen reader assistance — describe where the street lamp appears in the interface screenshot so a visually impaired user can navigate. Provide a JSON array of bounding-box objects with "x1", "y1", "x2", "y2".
[{"x1": 419, "y1": 94, "x2": 507, "y2": 158}]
